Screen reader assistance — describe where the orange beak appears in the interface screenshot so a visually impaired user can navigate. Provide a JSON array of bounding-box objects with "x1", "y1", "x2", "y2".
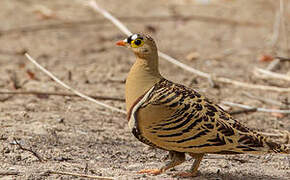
[{"x1": 116, "y1": 40, "x2": 126, "y2": 46}]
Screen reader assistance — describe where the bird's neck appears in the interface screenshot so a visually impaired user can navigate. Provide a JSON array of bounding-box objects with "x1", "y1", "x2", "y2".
[{"x1": 125, "y1": 56, "x2": 162, "y2": 113}]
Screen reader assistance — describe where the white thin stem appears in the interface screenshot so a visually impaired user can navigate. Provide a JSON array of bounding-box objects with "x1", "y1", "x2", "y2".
[
  {"x1": 86, "y1": 0, "x2": 290, "y2": 93},
  {"x1": 158, "y1": 52, "x2": 211, "y2": 78},
  {"x1": 255, "y1": 68, "x2": 290, "y2": 81},
  {"x1": 87, "y1": 0, "x2": 131, "y2": 36},
  {"x1": 221, "y1": 101, "x2": 290, "y2": 114},
  {"x1": 25, "y1": 53, "x2": 126, "y2": 114},
  {"x1": 269, "y1": 7, "x2": 281, "y2": 47},
  {"x1": 87, "y1": 0, "x2": 211, "y2": 80},
  {"x1": 266, "y1": 59, "x2": 281, "y2": 71},
  {"x1": 242, "y1": 91, "x2": 285, "y2": 107},
  {"x1": 280, "y1": 0, "x2": 289, "y2": 56}
]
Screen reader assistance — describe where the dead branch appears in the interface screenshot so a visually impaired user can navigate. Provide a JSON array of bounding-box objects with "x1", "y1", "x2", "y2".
[
  {"x1": 229, "y1": 108, "x2": 257, "y2": 115},
  {"x1": 266, "y1": 59, "x2": 281, "y2": 71},
  {"x1": 24, "y1": 53, "x2": 290, "y2": 115},
  {"x1": 276, "y1": 56, "x2": 290, "y2": 61},
  {"x1": 0, "y1": 171, "x2": 20, "y2": 176},
  {"x1": 242, "y1": 92, "x2": 287, "y2": 106},
  {"x1": 269, "y1": 3, "x2": 281, "y2": 47},
  {"x1": 87, "y1": 0, "x2": 290, "y2": 93},
  {"x1": 25, "y1": 53, "x2": 126, "y2": 114},
  {"x1": 13, "y1": 138, "x2": 44, "y2": 162},
  {"x1": 280, "y1": 0, "x2": 289, "y2": 56},
  {"x1": 8, "y1": 70, "x2": 21, "y2": 89},
  {"x1": 0, "y1": 91, "x2": 125, "y2": 102},
  {"x1": 221, "y1": 101, "x2": 290, "y2": 114},
  {"x1": 47, "y1": 170, "x2": 114, "y2": 180},
  {"x1": 254, "y1": 68, "x2": 290, "y2": 81},
  {"x1": 215, "y1": 76, "x2": 290, "y2": 92}
]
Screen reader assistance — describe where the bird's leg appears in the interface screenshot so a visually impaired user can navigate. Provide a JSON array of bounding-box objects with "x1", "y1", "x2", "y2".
[
  {"x1": 138, "y1": 151, "x2": 185, "y2": 175},
  {"x1": 173, "y1": 153, "x2": 204, "y2": 177}
]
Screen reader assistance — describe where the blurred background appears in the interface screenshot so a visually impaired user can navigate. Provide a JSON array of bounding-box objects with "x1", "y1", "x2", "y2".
[{"x1": 0, "y1": 0, "x2": 289, "y2": 179}]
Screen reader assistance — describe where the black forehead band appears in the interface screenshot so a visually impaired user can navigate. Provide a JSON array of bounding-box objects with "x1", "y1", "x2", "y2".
[{"x1": 126, "y1": 34, "x2": 143, "y2": 44}]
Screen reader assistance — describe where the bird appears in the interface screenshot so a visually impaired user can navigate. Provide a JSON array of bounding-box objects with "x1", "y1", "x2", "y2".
[{"x1": 116, "y1": 33, "x2": 289, "y2": 177}]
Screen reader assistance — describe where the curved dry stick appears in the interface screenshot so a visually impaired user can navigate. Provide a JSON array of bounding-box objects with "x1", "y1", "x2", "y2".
[
  {"x1": 0, "y1": 91, "x2": 125, "y2": 102},
  {"x1": 87, "y1": 0, "x2": 290, "y2": 93},
  {"x1": 221, "y1": 101, "x2": 290, "y2": 114},
  {"x1": 254, "y1": 68, "x2": 290, "y2": 81},
  {"x1": 25, "y1": 53, "x2": 126, "y2": 114},
  {"x1": 47, "y1": 170, "x2": 114, "y2": 180}
]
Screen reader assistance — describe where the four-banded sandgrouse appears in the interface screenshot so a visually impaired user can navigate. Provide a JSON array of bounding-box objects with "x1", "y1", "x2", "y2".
[{"x1": 116, "y1": 33, "x2": 289, "y2": 177}]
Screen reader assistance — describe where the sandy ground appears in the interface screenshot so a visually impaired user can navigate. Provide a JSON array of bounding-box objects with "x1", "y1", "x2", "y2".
[{"x1": 0, "y1": 0, "x2": 290, "y2": 179}]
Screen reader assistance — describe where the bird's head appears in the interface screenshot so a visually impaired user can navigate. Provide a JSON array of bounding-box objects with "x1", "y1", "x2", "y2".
[{"x1": 116, "y1": 33, "x2": 157, "y2": 59}]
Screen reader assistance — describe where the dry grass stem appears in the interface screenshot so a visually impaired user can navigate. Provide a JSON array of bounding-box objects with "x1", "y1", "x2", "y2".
[
  {"x1": 242, "y1": 92, "x2": 286, "y2": 106},
  {"x1": 47, "y1": 170, "x2": 114, "y2": 180},
  {"x1": 221, "y1": 101, "x2": 290, "y2": 114},
  {"x1": 279, "y1": 0, "x2": 289, "y2": 56},
  {"x1": 254, "y1": 68, "x2": 290, "y2": 81},
  {"x1": 269, "y1": 6, "x2": 281, "y2": 47},
  {"x1": 13, "y1": 138, "x2": 43, "y2": 162},
  {"x1": 266, "y1": 59, "x2": 281, "y2": 71},
  {"x1": 0, "y1": 171, "x2": 20, "y2": 176},
  {"x1": 87, "y1": 0, "x2": 290, "y2": 93},
  {"x1": 24, "y1": 53, "x2": 290, "y2": 115},
  {"x1": 229, "y1": 108, "x2": 257, "y2": 115},
  {"x1": 215, "y1": 77, "x2": 290, "y2": 92},
  {"x1": 25, "y1": 53, "x2": 126, "y2": 114},
  {"x1": 276, "y1": 56, "x2": 290, "y2": 61},
  {"x1": 0, "y1": 91, "x2": 125, "y2": 102}
]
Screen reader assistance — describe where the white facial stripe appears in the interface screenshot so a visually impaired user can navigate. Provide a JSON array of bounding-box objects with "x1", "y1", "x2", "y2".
[
  {"x1": 124, "y1": 38, "x2": 128, "y2": 43},
  {"x1": 131, "y1": 34, "x2": 138, "y2": 40}
]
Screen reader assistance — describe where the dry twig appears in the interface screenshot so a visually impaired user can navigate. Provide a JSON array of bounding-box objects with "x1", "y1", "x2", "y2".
[
  {"x1": 47, "y1": 170, "x2": 114, "y2": 180},
  {"x1": 242, "y1": 92, "x2": 286, "y2": 107},
  {"x1": 229, "y1": 108, "x2": 257, "y2": 115},
  {"x1": 280, "y1": 0, "x2": 289, "y2": 56},
  {"x1": 0, "y1": 91, "x2": 125, "y2": 102},
  {"x1": 269, "y1": 4, "x2": 281, "y2": 47},
  {"x1": 0, "y1": 171, "x2": 20, "y2": 176},
  {"x1": 13, "y1": 138, "x2": 44, "y2": 162},
  {"x1": 24, "y1": 54, "x2": 290, "y2": 115},
  {"x1": 254, "y1": 68, "x2": 290, "y2": 81},
  {"x1": 25, "y1": 53, "x2": 126, "y2": 114},
  {"x1": 266, "y1": 59, "x2": 281, "y2": 71},
  {"x1": 22, "y1": 2, "x2": 290, "y2": 115},
  {"x1": 86, "y1": 0, "x2": 290, "y2": 93},
  {"x1": 221, "y1": 101, "x2": 290, "y2": 114},
  {"x1": 276, "y1": 56, "x2": 290, "y2": 61}
]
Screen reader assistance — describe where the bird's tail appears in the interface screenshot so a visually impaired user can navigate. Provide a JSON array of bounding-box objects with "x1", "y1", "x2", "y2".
[
  {"x1": 266, "y1": 140, "x2": 289, "y2": 154},
  {"x1": 248, "y1": 131, "x2": 290, "y2": 154}
]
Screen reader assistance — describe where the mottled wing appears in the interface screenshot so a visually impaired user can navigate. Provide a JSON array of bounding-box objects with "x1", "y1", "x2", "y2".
[{"x1": 132, "y1": 79, "x2": 283, "y2": 154}]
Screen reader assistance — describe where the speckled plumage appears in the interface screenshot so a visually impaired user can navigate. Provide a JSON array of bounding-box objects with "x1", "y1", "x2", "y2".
[{"x1": 117, "y1": 33, "x2": 289, "y2": 177}]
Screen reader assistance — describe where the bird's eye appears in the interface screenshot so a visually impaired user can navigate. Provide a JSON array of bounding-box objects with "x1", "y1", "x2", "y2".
[{"x1": 131, "y1": 39, "x2": 144, "y2": 48}]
